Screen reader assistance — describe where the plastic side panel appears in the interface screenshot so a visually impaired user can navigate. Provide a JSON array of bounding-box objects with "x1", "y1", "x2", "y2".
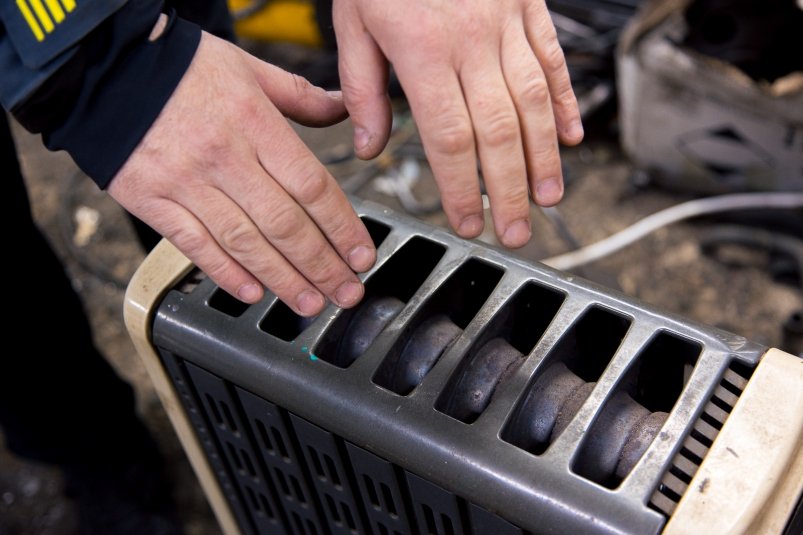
[{"x1": 663, "y1": 349, "x2": 803, "y2": 535}]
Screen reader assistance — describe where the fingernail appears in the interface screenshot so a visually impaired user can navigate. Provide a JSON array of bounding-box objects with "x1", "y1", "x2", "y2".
[
  {"x1": 326, "y1": 90, "x2": 343, "y2": 101},
  {"x1": 348, "y1": 245, "x2": 375, "y2": 272},
  {"x1": 354, "y1": 127, "x2": 371, "y2": 152},
  {"x1": 567, "y1": 120, "x2": 584, "y2": 141},
  {"x1": 237, "y1": 283, "x2": 262, "y2": 303},
  {"x1": 297, "y1": 290, "x2": 325, "y2": 316},
  {"x1": 335, "y1": 281, "x2": 364, "y2": 308},
  {"x1": 502, "y1": 219, "x2": 531, "y2": 248},
  {"x1": 536, "y1": 178, "x2": 563, "y2": 206},
  {"x1": 457, "y1": 215, "x2": 484, "y2": 238}
]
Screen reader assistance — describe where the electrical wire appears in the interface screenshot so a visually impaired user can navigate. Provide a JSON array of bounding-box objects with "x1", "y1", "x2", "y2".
[{"x1": 541, "y1": 192, "x2": 803, "y2": 271}]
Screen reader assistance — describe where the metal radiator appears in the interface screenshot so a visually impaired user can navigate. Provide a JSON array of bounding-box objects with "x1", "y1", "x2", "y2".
[{"x1": 125, "y1": 198, "x2": 803, "y2": 535}]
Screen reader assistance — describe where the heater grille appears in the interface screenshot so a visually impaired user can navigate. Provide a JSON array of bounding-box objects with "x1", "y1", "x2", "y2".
[{"x1": 151, "y1": 199, "x2": 767, "y2": 534}]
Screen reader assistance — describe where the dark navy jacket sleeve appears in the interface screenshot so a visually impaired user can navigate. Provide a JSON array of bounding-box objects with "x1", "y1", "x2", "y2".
[{"x1": 0, "y1": 0, "x2": 201, "y2": 188}]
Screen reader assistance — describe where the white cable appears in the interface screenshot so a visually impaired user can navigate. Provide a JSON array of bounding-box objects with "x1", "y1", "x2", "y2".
[{"x1": 541, "y1": 192, "x2": 803, "y2": 271}]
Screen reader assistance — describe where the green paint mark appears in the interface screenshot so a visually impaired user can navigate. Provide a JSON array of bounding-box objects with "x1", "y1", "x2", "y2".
[
  {"x1": 309, "y1": 355, "x2": 318, "y2": 361},
  {"x1": 301, "y1": 346, "x2": 308, "y2": 353}
]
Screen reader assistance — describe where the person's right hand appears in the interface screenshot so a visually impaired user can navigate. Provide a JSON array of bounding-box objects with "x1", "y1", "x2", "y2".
[{"x1": 109, "y1": 32, "x2": 376, "y2": 317}]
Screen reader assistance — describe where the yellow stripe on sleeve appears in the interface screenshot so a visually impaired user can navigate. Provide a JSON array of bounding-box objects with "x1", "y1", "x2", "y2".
[
  {"x1": 28, "y1": 0, "x2": 54, "y2": 33},
  {"x1": 60, "y1": 0, "x2": 76, "y2": 12},
  {"x1": 16, "y1": 0, "x2": 45, "y2": 41},
  {"x1": 44, "y1": 0, "x2": 65, "y2": 22}
]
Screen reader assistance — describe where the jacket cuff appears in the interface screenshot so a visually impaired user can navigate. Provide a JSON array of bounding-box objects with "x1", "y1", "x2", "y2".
[{"x1": 14, "y1": 2, "x2": 201, "y2": 188}]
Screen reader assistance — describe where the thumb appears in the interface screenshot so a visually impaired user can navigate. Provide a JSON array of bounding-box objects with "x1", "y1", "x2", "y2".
[
  {"x1": 333, "y1": 6, "x2": 392, "y2": 160},
  {"x1": 246, "y1": 56, "x2": 349, "y2": 127}
]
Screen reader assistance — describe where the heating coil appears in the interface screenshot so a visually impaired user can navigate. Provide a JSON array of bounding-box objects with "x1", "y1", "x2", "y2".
[{"x1": 335, "y1": 295, "x2": 669, "y2": 486}]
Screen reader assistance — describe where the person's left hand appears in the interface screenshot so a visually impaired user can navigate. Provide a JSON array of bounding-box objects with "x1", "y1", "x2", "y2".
[{"x1": 333, "y1": 0, "x2": 583, "y2": 249}]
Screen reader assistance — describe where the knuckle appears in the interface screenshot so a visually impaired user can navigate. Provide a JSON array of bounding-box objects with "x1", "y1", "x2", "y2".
[
  {"x1": 554, "y1": 86, "x2": 579, "y2": 110},
  {"x1": 268, "y1": 205, "x2": 306, "y2": 242},
  {"x1": 219, "y1": 220, "x2": 259, "y2": 255},
  {"x1": 169, "y1": 227, "x2": 208, "y2": 258},
  {"x1": 431, "y1": 118, "x2": 475, "y2": 155},
  {"x1": 291, "y1": 73, "x2": 316, "y2": 100},
  {"x1": 542, "y1": 42, "x2": 567, "y2": 74},
  {"x1": 478, "y1": 111, "x2": 519, "y2": 148},
  {"x1": 518, "y1": 76, "x2": 550, "y2": 108},
  {"x1": 441, "y1": 188, "x2": 482, "y2": 218},
  {"x1": 290, "y1": 166, "x2": 330, "y2": 205}
]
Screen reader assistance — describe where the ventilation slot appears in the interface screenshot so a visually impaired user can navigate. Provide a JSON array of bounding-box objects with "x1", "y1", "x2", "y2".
[
  {"x1": 361, "y1": 216, "x2": 391, "y2": 248},
  {"x1": 502, "y1": 306, "x2": 631, "y2": 455},
  {"x1": 572, "y1": 332, "x2": 702, "y2": 488},
  {"x1": 184, "y1": 362, "x2": 284, "y2": 533},
  {"x1": 158, "y1": 353, "x2": 256, "y2": 533},
  {"x1": 259, "y1": 300, "x2": 317, "y2": 342},
  {"x1": 315, "y1": 237, "x2": 446, "y2": 367},
  {"x1": 347, "y1": 443, "x2": 415, "y2": 534},
  {"x1": 436, "y1": 282, "x2": 565, "y2": 423},
  {"x1": 208, "y1": 288, "x2": 250, "y2": 318},
  {"x1": 176, "y1": 268, "x2": 207, "y2": 294},
  {"x1": 291, "y1": 415, "x2": 367, "y2": 534},
  {"x1": 406, "y1": 472, "x2": 466, "y2": 535},
  {"x1": 373, "y1": 258, "x2": 504, "y2": 394},
  {"x1": 649, "y1": 361, "x2": 753, "y2": 518},
  {"x1": 237, "y1": 389, "x2": 328, "y2": 532}
]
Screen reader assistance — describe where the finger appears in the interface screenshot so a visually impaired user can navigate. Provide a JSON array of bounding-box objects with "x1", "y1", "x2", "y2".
[
  {"x1": 255, "y1": 116, "x2": 378, "y2": 276},
  {"x1": 210, "y1": 156, "x2": 369, "y2": 310},
  {"x1": 178, "y1": 186, "x2": 335, "y2": 316},
  {"x1": 245, "y1": 55, "x2": 348, "y2": 127},
  {"x1": 459, "y1": 52, "x2": 532, "y2": 248},
  {"x1": 392, "y1": 61, "x2": 485, "y2": 239},
  {"x1": 501, "y1": 26, "x2": 564, "y2": 207},
  {"x1": 333, "y1": 3, "x2": 393, "y2": 159},
  {"x1": 524, "y1": 3, "x2": 583, "y2": 146},
  {"x1": 140, "y1": 198, "x2": 266, "y2": 305}
]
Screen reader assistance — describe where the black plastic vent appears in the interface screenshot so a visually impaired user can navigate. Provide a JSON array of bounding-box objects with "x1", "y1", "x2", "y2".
[{"x1": 649, "y1": 361, "x2": 754, "y2": 518}]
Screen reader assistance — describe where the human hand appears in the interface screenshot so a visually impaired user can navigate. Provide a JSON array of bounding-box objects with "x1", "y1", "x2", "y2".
[
  {"x1": 109, "y1": 32, "x2": 376, "y2": 317},
  {"x1": 333, "y1": 0, "x2": 583, "y2": 248}
]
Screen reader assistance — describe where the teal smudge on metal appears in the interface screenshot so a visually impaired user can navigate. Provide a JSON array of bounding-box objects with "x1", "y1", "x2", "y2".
[
  {"x1": 301, "y1": 346, "x2": 308, "y2": 353},
  {"x1": 309, "y1": 355, "x2": 318, "y2": 361}
]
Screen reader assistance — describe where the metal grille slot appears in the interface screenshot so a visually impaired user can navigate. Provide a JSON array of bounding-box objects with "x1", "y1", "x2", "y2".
[
  {"x1": 501, "y1": 306, "x2": 632, "y2": 455},
  {"x1": 315, "y1": 236, "x2": 447, "y2": 368},
  {"x1": 649, "y1": 362, "x2": 753, "y2": 517},
  {"x1": 372, "y1": 258, "x2": 504, "y2": 395},
  {"x1": 571, "y1": 332, "x2": 702, "y2": 488},
  {"x1": 208, "y1": 287, "x2": 250, "y2": 318},
  {"x1": 436, "y1": 282, "x2": 566, "y2": 424}
]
